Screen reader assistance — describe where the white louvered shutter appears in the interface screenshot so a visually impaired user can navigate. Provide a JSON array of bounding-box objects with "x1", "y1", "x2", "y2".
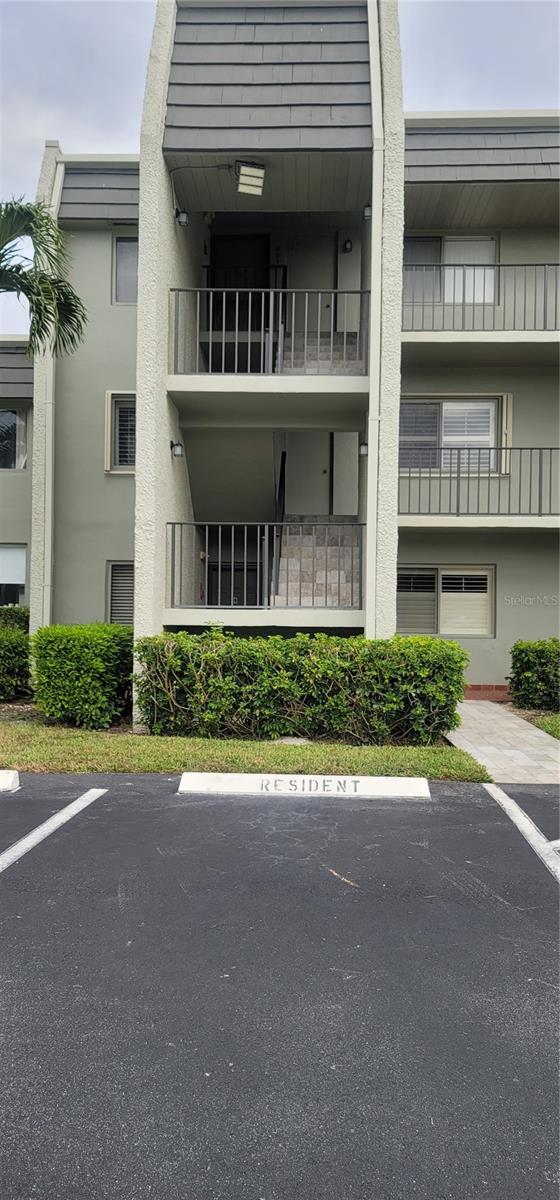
[
  {"x1": 441, "y1": 400, "x2": 496, "y2": 472},
  {"x1": 397, "y1": 571, "x2": 437, "y2": 634},
  {"x1": 110, "y1": 563, "x2": 134, "y2": 625},
  {"x1": 114, "y1": 399, "x2": 136, "y2": 467},
  {"x1": 439, "y1": 572, "x2": 492, "y2": 636}
]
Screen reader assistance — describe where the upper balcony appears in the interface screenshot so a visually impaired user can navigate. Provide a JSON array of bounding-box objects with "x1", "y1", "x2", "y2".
[
  {"x1": 169, "y1": 286, "x2": 370, "y2": 378},
  {"x1": 402, "y1": 261, "x2": 560, "y2": 335}
]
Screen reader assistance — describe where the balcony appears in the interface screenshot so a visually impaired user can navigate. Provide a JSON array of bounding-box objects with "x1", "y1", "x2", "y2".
[
  {"x1": 169, "y1": 289, "x2": 370, "y2": 377},
  {"x1": 402, "y1": 263, "x2": 560, "y2": 333},
  {"x1": 167, "y1": 521, "x2": 364, "y2": 613},
  {"x1": 399, "y1": 447, "x2": 559, "y2": 520}
]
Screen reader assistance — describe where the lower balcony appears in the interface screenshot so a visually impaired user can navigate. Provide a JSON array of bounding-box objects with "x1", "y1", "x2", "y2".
[
  {"x1": 165, "y1": 521, "x2": 364, "y2": 628},
  {"x1": 399, "y1": 446, "x2": 559, "y2": 525}
]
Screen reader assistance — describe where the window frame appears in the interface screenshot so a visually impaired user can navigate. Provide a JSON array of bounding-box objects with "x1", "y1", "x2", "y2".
[
  {"x1": 399, "y1": 393, "x2": 512, "y2": 476},
  {"x1": 106, "y1": 560, "x2": 134, "y2": 625},
  {"x1": 112, "y1": 232, "x2": 139, "y2": 306},
  {"x1": 403, "y1": 233, "x2": 500, "y2": 306},
  {"x1": 0, "y1": 543, "x2": 27, "y2": 605},
  {"x1": 0, "y1": 405, "x2": 28, "y2": 472},
  {"x1": 104, "y1": 391, "x2": 136, "y2": 473},
  {"x1": 397, "y1": 564, "x2": 496, "y2": 639}
]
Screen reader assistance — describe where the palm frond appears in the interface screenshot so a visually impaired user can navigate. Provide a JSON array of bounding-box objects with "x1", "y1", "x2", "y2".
[{"x1": 0, "y1": 199, "x2": 67, "y2": 274}]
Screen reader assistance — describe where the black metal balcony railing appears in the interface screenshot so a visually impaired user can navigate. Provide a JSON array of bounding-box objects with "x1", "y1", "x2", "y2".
[
  {"x1": 399, "y1": 447, "x2": 559, "y2": 516},
  {"x1": 402, "y1": 263, "x2": 560, "y2": 332},
  {"x1": 169, "y1": 288, "x2": 370, "y2": 376},
  {"x1": 167, "y1": 522, "x2": 364, "y2": 609}
]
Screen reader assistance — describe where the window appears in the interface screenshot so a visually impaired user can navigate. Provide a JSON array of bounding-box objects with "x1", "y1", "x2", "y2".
[
  {"x1": 113, "y1": 396, "x2": 136, "y2": 468},
  {"x1": 109, "y1": 562, "x2": 134, "y2": 624},
  {"x1": 400, "y1": 398, "x2": 498, "y2": 472},
  {"x1": 0, "y1": 544, "x2": 26, "y2": 605},
  {"x1": 114, "y1": 237, "x2": 138, "y2": 303},
  {"x1": 397, "y1": 571, "x2": 437, "y2": 633},
  {"x1": 403, "y1": 236, "x2": 496, "y2": 304},
  {"x1": 0, "y1": 408, "x2": 27, "y2": 469},
  {"x1": 106, "y1": 393, "x2": 135, "y2": 470},
  {"x1": 397, "y1": 566, "x2": 494, "y2": 637},
  {"x1": 403, "y1": 238, "x2": 441, "y2": 303}
]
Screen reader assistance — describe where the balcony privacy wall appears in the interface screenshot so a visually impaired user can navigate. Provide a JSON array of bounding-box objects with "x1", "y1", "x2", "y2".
[
  {"x1": 164, "y1": 4, "x2": 372, "y2": 151},
  {"x1": 0, "y1": 344, "x2": 33, "y2": 402},
  {"x1": 405, "y1": 125, "x2": 560, "y2": 184},
  {"x1": 58, "y1": 167, "x2": 140, "y2": 221}
]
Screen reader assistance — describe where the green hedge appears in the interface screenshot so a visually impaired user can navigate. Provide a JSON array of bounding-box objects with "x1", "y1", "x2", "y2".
[
  {"x1": 0, "y1": 604, "x2": 29, "y2": 632},
  {"x1": 135, "y1": 630, "x2": 468, "y2": 744},
  {"x1": 0, "y1": 628, "x2": 30, "y2": 701},
  {"x1": 33, "y1": 624, "x2": 133, "y2": 729},
  {"x1": 509, "y1": 638, "x2": 560, "y2": 711}
]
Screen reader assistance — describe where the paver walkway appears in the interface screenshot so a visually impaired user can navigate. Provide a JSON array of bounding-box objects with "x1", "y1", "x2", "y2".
[{"x1": 448, "y1": 700, "x2": 560, "y2": 783}]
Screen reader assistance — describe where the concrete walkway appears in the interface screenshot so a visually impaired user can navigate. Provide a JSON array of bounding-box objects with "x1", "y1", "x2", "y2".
[{"x1": 448, "y1": 701, "x2": 560, "y2": 784}]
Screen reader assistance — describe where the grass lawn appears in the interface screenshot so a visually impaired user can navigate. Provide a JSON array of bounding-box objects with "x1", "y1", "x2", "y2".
[
  {"x1": 534, "y1": 713, "x2": 560, "y2": 740},
  {"x1": 0, "y1": 709, "x2": 489, "y2": 781}
]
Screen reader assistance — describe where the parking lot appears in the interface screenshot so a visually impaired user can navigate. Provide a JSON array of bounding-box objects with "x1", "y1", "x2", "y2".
[{"x1": 0, "y1": 774, "x2": 558, "y2": 1199}]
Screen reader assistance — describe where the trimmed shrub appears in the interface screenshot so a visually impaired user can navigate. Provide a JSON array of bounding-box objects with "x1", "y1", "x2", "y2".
[
  {"x1": 0, "y1": 628, "x2": 30, "y2": 701},
  {"x1": 33, "y1": 624, "x2": 133, "y2": 729},
  {"x1": 0, "y1": 604, "x2": 29, "y2": 632},
  {"x1": 135, "y1": 630, "x2": 468, "y2": 745},
  {"x1": 509, "y1": 638, "x2": 560, "y2": 711}
]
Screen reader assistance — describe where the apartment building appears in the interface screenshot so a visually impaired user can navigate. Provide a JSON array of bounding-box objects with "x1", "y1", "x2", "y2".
[{"x1": 2, "y1": 0, "x2": 558, "y2": 689}]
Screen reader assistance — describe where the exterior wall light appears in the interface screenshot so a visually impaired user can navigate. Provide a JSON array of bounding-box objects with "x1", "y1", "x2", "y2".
[
  {"x1": 170, "y1": 440, "x2": 184, "y2": 458},
  {"x1": 363, "y1": 204, "x2": 372, "y2": 221},
  {"x1": 235, "y1": 161, "x2": 265, "y2": 196},
  {"x1": 343, "y1": 239, "x2": 353, "y2": 254},
  {"x1": 175, "y1": 209, "x2": 189, "y2": 227},
  {"x1": 359, "y1": 441, "x2": 368, "y2": 457}
]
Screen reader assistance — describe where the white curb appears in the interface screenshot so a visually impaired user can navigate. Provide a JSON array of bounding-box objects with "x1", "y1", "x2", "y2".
[
  {"x1": 178, "y1": 772, "x2": 431, "y2": 799},
  {"x1": 0, "y1": 770, "x2": 20, "y2": 792}
]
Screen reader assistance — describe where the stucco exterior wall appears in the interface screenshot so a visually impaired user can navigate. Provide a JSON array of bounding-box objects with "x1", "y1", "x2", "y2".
[
  {"x1": 135, "y1": 0, "x2": 201, "y2": 639},
  {"x1": 398, "y1": 528, "x2": 559, "y2": 684},
  {"x1": 50, "y1": 227, "x2": 136, "y2": 623}
]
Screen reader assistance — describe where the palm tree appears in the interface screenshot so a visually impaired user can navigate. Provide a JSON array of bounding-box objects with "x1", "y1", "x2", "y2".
[{"x1": 0, "y1": 199, "x2": 87, "y2": 355}]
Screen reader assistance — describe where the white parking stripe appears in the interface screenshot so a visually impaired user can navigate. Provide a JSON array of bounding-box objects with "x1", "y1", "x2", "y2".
[
  {"x1": 0, "y1": 789, "x2": 107, "y2": 876},
  {"x1": 484, "y1": 783, "x2": 560, "y2": 884}
]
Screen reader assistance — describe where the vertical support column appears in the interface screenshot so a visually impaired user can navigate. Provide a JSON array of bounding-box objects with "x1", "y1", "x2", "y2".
[
  {"x1": 363, "y1": 0, "x2": 404, "y2": 640},
  {"x1": 29, "y1": 142, "x2": 64, "y2": 633}
]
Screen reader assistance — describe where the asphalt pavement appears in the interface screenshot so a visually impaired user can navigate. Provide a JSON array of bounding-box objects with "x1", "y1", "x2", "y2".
[{"x1": 0, "y1": 774, "x2": 558, "y2": 1200}]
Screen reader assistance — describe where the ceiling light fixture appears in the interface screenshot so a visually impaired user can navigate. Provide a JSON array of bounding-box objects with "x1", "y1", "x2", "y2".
[{"x1": 235, "y1": 161, "x2": 266, "y2": 197}]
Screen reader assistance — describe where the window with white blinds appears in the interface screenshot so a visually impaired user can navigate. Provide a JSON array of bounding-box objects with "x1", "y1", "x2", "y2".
[
  {"x1": 397, "y1": 567, "x2": 494, "y2": 637},
  {"x1": 443, "y1": 237, "x2": 496, "y2": 304},
  {"x1": 403, "y1": 236, "x2": 496, "y2": 305},
  {"x1": 439, "y1": 572, "x2": 492, "y2": 636},
  {"x1": 396, "y1": 571, "x2": 437, "y2": 633},
  {"x1": 115, "y1": 238, "x2": 138, "y2": 303},
  {"x1": 399, "y1": 398, "x2": 498, "y2": 472},
  {"x1": 111, "y1": 396, "x2": 136, "y2": 469},
  {"x1": 109, "y1": 563, "x2": 134, "y2": 625}
]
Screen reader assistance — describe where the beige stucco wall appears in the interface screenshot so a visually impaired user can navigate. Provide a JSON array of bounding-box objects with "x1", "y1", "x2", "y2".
[
  {"x1": 50, "y1": 227, "x2": 136, "y2": 623},
  {"x1": 135, "y1": 0, "x2": 202, "y2": 639}
]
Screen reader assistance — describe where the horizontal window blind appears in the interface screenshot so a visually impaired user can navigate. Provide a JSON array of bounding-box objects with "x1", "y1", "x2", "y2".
[
  {"x1": 399, "y1": 403, "x2": 439, "y2": 469},
  {"x1": 110, "y1": 563, "x2": 134, "y2": 625},
  {"x1": 397, "y1": 571, "x2": 437, "y2": 634},
  {"x1": 113, "y1": 398, "x2": 136, "y2": 467},
  {"x1": 440, "y1": 572, "x2": 491, "y2": 636}
]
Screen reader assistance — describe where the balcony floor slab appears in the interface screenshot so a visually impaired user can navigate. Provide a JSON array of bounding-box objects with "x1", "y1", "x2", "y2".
[{"x1": 162, "y1": 607, "x2": 364, "y2": 629}]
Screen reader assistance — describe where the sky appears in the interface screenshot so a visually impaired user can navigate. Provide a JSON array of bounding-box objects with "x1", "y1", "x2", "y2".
[{"x1": 1, "y1": 0, "x2": 559, "y2": 332}]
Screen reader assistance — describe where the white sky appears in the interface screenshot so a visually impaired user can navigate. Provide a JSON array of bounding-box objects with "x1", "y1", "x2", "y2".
[{"x1": 1, "y1": 0, "x2": 559, "y2": 332}]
